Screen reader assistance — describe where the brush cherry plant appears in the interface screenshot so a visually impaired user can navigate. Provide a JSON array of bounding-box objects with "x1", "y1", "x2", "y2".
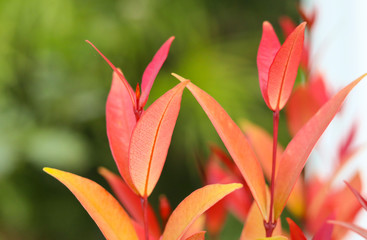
[{"x1": 44, "y1": 18, "x2": 367, "y2": 240}]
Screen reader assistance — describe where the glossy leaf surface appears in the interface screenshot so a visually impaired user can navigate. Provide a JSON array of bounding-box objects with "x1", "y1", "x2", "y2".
[
  {"x1": 273, "y1": 74, "x2": 366, "y2": 220},
  {"x1": 129, "y1": 80, "x2": 188, "y2": 197},
  {"x1": 267, "y1": 22, "x2": 306, "y2": 110},
  {"x1": 174, "y1": 74, "x2": 268, "y2": 220},
  {"x1": 140, "y1": 37, "x2": 175, "y2": 108},
  {"x1": 44, "y1": 168, "x2": 138, "y2": 240},
  {"x1": 161, "y1": 183, "x2": 242, "y2": 240}
]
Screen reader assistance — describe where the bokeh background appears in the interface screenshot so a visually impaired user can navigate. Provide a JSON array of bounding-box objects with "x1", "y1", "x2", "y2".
[{"x1": 0, "y1": 0, "x2": 301, "y2": 239}]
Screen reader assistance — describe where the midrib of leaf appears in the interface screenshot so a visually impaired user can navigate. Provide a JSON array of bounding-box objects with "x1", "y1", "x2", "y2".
[
  {"x1": 275, "y1": 29, "x2": 301, "y2": 110},
  {"x1": 143, "y1": 90, "x2": 179, "y2": 196}
]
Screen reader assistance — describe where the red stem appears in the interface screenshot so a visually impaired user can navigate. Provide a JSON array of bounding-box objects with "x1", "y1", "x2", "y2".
[
  {"x1": 141, "y1": 197, "x2": 149, "y2": 240},
  {"x1": 265, "y1": 110, "x2": 279, "y2": 237}
]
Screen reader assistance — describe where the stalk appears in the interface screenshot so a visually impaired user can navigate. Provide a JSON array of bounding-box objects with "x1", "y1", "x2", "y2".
[
  {"x1": 265, "y1": 110, "x2": 279, "y2": 237},
  {"x1": 141, "y1": 197, "x2": 149, "y2": 240}
]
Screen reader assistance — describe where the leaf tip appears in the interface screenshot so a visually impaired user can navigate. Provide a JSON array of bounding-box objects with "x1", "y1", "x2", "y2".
[{"x1": 171, "y1": 73, "x2": 190, "y2": 84}]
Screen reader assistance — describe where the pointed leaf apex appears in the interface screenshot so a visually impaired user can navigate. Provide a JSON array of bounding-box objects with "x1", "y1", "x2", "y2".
[{"x1": 172, "y1": 73, "x2": 190, "y2": 83}]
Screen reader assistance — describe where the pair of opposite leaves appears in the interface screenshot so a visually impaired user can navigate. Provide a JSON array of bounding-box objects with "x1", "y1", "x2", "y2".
[{"x1": 45, "y1": 20, "x2": 366, "y2": 239}]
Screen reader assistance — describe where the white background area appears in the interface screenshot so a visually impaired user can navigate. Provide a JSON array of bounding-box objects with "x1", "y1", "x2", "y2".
[{"x1": 302, "y1": 0, "x2": 367, "y2": 239}]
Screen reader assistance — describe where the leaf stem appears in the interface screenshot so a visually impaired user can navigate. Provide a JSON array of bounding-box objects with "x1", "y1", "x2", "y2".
[
  {"x1": 141, "y1": 197, "x2": 149, "y2": 240},
  {"x1": 265, "y1": 110, "x2": 279, "y2": 237}
]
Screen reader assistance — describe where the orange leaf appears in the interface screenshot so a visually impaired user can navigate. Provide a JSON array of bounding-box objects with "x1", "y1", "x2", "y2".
[
  {"x1": 257, "y1": 21, "x2": 281, "y2": 108},
  {"x1": 106, "y1": 71, "x2": 138, "y2": 193},
  {"x1": 140, "y1": 37, "x2": 175, "y2": 108},
  {"x1": 267, "y1": 22, "x2": 306, "y2": 111},
  {"x1": 98, "y1": 167, "x2": 161, "y2": 238},
  {"x1": 184, "y1": 231, "x2": 206, "y2": 240},
  {"x1": 181, "y1": 215, "x2": 206, "y2": 240},
  {"x1": 328, "y1": 221, "x2": 367, "y2": 239},
  {"x1": 161, "y1": 183, "x2": 242, "y2": 240},
  {"x1": 173, "y1": 73, "x2": 268, "y2": 220},
  {"x1": 273, "y1": 74, "x2": 367, "y2": 220},
  {"x1": 43, "y1": 168, "x2": 138, "y2": 240},
  {"x1": 286, "y1": 218, "x2": 306, "y2": 240},
  {"x1": 129, "y1": 80, "x2": 189, "y2": 197}
]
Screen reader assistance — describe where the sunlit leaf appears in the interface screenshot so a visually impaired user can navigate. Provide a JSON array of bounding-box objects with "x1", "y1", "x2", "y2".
[
  {"x1": 129, "y1": 80, "x2": 188, "y2": 197},
  {"x1": 173, "y1": 73, "x2": 268, "y2": 220},
  {"x1": 140, "y1": 37, "x2": 175, "y2": 108},
  {"x1": 257, "y1": 21, "x2": 281, "y2": 108},
  {"x1": 267, "y1": 22, "x2": 306, "y2": 111},
  {"x1": 286, "y1": 218, "x2": 306, "y2": 240},
  {"x1": 43, "y1": 168, "x2": 138, "y2": 240},
  {"x1": 98, "y1": 167, "x2": 161, "y2": 238},
  {"x1": 161, "y1": 183, "x2": 242, "y2": 240},
  {"x1": 273, "y1": 74, "x2": 367, "y2": 219}
]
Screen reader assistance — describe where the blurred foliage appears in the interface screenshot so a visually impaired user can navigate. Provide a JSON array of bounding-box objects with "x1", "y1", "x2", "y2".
[{"x1": 0, "y1": 0, "x2": 298, "y2": 239}]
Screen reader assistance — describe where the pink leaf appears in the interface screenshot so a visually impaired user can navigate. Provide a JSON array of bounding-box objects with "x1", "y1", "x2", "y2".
[
  {"x1": 139, "y1": 37, "x2": 175, "y2": 108},
  {"x1": 329, "y1": 221, "x2": 367, "y2": 239},
  {"x1": 106, "y1": 70, "x2": 138, "y2": 192},
  {"x1": 257, "y1": 21, "x2": 281, "y2": 108}
]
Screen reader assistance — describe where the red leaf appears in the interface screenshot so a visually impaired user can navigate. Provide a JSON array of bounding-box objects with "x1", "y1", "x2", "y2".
[
  {"x1": 267, "y1": 22, "x2": 306, "y2": 111},
  {"x1": 173, "y1": 74, "x2": 268, "y2": 220},
  {"x1": 287, "y1": 218, "x2": 306, "y2": 240},
  {"x1": 106, "y1": 71, "x2": 138, "y2": 192},
  {"x1": 159, "y1": 194, "x2": 172, "y2": 228},
  {"x1": 43, "y1": 168, "x2": 138, "y2": 240},
  {"x1": 139, "y1": 37, "x2": 175, "y2": 108},
  {"x1": 129, "y1": 80, "x2": 188, "y2": 197},
  {"x1": 273, "y1": 74, "x2": 367, "y2": 220},
  {"x1": 257, "y1": 21, "x2": 281, "y2": 108},
  {"x1": 98, "y1": 167, "x2": 161, "y2": 238}
]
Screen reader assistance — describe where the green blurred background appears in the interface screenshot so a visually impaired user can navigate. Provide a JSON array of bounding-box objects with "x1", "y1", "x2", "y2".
[{"x1": 0, "y1": 0, "x2": 299, "y2": 239}]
